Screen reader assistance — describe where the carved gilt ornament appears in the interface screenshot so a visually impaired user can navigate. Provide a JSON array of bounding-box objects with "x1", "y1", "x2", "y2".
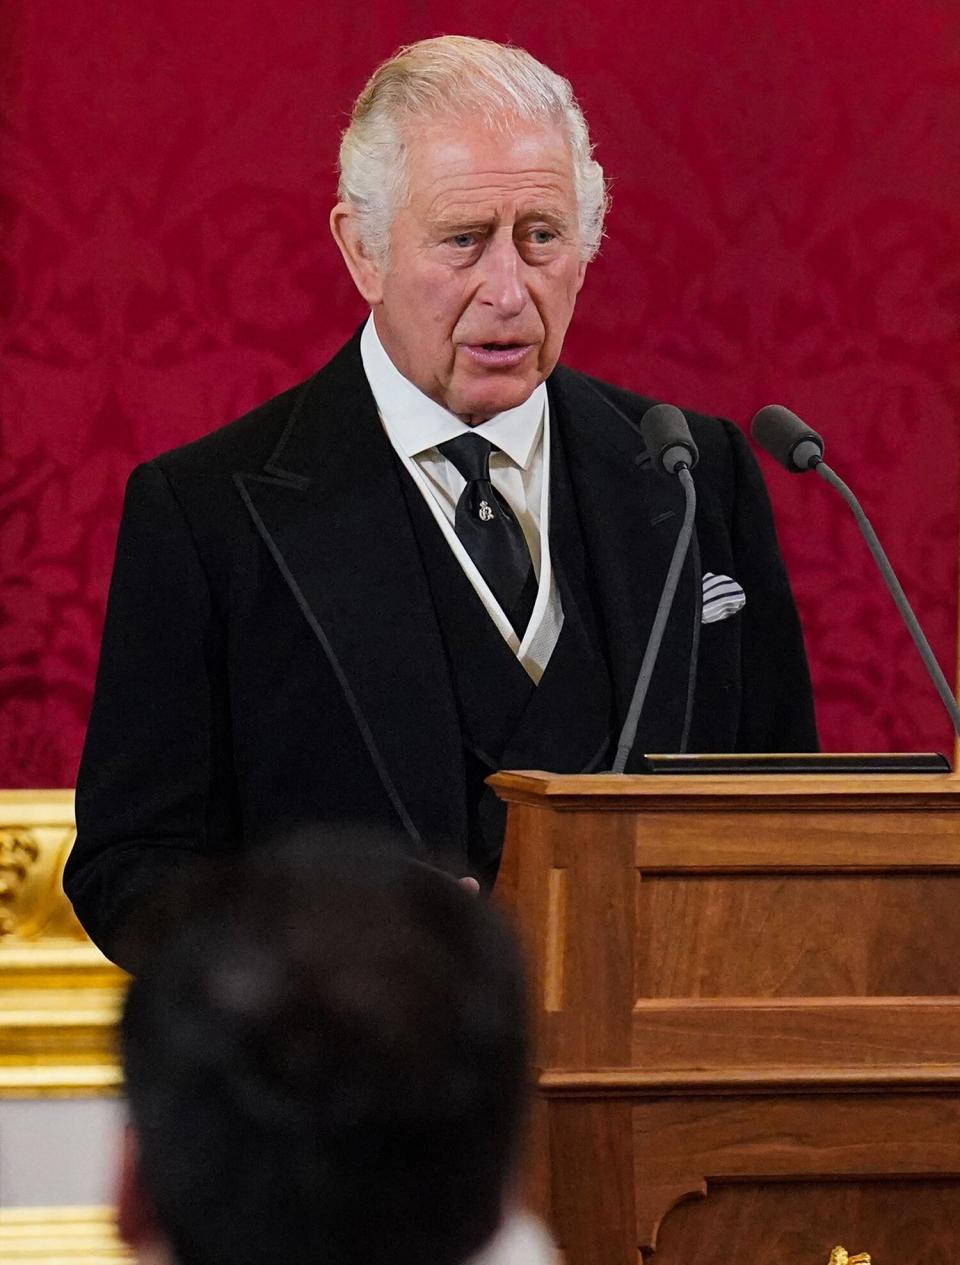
[{"x1": 0, "y1": 792, "x2": 126, "y2": 1097}]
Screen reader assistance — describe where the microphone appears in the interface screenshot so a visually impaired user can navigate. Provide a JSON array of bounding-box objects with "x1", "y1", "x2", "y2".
[
  {"x1": 751, "y1": 405, "x2": 960, "y2": 739},
  {"x1": 642, "y1": 403, "x2": 700, "y2": 475},
  {"x1": 612, "y1": 404, "x2": 699, "y2": 773},
  {"x1": 751, "y1": 405, "x2": 823, "y2": 473}
]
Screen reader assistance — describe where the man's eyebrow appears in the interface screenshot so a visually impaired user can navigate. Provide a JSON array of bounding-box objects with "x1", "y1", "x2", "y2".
[
  {"x1": 517, "y1": 208, "x2": 571, "y2": 231},
  {"x1": 428, "y1": 215, "x2": 495, "y2": 236},
  {"x1": 429, "y1": 208, "x2": 572, "y2": 236}
]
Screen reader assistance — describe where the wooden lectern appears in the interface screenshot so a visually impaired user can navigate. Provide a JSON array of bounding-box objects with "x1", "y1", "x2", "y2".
[{"x1": 490, "y1": 770, "x2": 960, "y2": 1264}]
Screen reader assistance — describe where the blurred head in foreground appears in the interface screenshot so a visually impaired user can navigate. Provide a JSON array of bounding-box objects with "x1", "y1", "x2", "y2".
[{"x1": 117, "y1": 840, "x2": 529, "y2": 1265}]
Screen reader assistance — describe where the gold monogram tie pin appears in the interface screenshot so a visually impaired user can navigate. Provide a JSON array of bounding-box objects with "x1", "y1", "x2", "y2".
[{"x1": 828, "y1": 1249, "x2": 871, "y2": 1265}]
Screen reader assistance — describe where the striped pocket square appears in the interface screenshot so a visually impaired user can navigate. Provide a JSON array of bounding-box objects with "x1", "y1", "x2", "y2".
[{"x1": 702, "y1": 572, "x2": 746, "y2": 624}]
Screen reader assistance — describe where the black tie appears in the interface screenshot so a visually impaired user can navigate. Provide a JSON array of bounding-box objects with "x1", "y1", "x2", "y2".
[{"x1": 437, "y1": 433, "x2": 538, "y2": 639}]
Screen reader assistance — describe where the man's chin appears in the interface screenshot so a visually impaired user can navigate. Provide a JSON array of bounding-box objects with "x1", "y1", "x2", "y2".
[{"x1": 449, "y1": 376, "x2": 541, "y2": 423}]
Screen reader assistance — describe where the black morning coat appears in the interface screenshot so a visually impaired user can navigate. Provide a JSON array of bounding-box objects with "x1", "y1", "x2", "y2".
[{"x1": 64, "y1": 331, "x2": 817, "y2": 965}]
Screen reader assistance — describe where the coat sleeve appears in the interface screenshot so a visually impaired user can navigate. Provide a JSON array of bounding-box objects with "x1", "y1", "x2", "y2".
[
  {"x1": 722, "y1": 419, "x2": 819, "y2": 752},
  {"x1": 64, "y1": 460, "x2": 235, "y2": 969}
]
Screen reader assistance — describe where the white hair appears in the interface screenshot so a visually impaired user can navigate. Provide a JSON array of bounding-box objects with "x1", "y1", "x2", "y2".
[{"x1": 337, "y1": 35, "x2": 609, "y2": 268}]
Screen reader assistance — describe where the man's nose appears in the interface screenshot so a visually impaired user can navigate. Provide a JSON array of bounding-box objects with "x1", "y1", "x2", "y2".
[{"x1": 477, "y1": 234, "x2": 527, "y2": 317}]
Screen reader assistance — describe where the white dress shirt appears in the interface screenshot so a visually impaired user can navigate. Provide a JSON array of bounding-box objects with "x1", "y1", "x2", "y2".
[
  {"x1": 465, "y1": 1211, "x2": 556, "y2": 1265},
  {"x1": 360, "y1": 316, "x2": 563, "y2": 682}
]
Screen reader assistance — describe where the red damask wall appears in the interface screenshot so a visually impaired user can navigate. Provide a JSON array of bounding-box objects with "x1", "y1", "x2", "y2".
[{"x1": 1, "y1": 1, "x2": 959, "y2": 787}]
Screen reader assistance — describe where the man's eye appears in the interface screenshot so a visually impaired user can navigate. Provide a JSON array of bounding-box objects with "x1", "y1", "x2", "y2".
[
  {"x1": 529, "y1": 228, "x2": 557, "y2": 245},
  {"x1": 449, "y1": 233, "x2": 477, "y2": 248}
]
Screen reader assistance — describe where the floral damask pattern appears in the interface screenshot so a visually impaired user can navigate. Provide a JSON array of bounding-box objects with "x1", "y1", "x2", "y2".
[{"x1": 1, "y1": 1, "x2": 958, "y2": 786}]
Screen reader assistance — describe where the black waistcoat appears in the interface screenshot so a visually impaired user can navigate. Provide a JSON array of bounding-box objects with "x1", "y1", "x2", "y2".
[{"x1": 395, "y1": 419, "x2": 614, "y2": 886}]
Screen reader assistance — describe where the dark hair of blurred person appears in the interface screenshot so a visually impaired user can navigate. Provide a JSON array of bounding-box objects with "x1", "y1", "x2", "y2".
[{"x1": 115, "y1": 837, "x2": 530, "y2": 1265}]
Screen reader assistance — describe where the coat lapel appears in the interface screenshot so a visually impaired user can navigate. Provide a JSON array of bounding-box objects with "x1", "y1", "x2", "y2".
[
  {"x1": 234, "y1": 335, "x2": 467, "y2": 863},
  {"x1": 548, "y1": 367, "x2": 698, "y2": 759}
]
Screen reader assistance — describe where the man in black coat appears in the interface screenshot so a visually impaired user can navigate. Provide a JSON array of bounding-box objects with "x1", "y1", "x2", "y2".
[{"x1": 65, "y1": 36, "x2": 816, "y2": 966}]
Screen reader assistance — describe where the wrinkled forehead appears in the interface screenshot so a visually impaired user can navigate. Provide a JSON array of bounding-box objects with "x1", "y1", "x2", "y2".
[{"x1": 398, "y1": 115, "x2": 578, "y2": 217}]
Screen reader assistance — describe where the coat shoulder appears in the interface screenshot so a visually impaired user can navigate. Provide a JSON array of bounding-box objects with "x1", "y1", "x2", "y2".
[
  {"x1": 149, "y1": 376, "x2": 314, "y2": 484},
  {"x1": 550, "y1": 363, "x2": 746, "y2": 469},
  {"x1": 146, "y1": 331, "x2": 366, "y2": 496}
]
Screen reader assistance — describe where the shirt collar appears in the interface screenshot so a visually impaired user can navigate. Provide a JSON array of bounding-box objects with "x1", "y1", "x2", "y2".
[{"x1": 360, "y1": 314, "x2": 546, "y2": 469}]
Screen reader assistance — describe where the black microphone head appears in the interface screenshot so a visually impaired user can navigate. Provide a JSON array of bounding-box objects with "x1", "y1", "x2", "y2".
[
  {"x1": 751, "y1": 405, "x2": 824, "y2": 472},
  {"x1": 641, "y1": 403, "x2": 699, "y2": 476}
]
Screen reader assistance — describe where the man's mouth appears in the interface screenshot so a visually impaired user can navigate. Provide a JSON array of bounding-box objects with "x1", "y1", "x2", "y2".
[{"x1": 460, "y1": 342, "x2": 533, "y2": 368}]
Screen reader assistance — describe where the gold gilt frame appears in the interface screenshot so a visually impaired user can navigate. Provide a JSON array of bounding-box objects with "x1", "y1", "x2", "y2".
[
  {"x1": 0, "y1": 1206, "x2": 129, "y2": 1265},
  {"x1": 0, "y1": 792, "x2": 126, "y2": 1098}
]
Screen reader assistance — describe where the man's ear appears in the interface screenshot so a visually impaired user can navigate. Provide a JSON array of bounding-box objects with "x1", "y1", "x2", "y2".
[
  {"x1": 116, "y1": 1125, "x2": 160, "y2": 1250},
  {"x1": 330, "y1": 203, "x2": 385, "y2": 305}
]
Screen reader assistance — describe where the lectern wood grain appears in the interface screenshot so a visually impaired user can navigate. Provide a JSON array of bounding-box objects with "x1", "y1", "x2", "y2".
[
  {"x1": 491, "y1": 771, "x2": 960, "y2": 1265},
  {"x1": 651, "y1": 1181, "x2": 960, "y2": 1265}
]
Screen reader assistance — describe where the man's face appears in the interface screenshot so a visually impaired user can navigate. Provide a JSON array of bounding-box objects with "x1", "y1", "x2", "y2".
[{"x1": 334, "y1": 119, "x2": 588, "y2": 423}]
